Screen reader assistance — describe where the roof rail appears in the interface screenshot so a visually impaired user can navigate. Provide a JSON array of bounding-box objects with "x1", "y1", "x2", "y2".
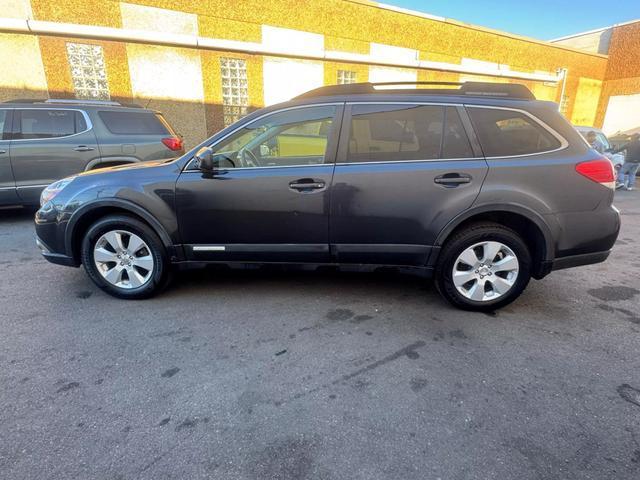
[
  {"x1": 295, "y1": 81, "x2": 536, "y2": 100},
  {"x1": 2, "y1": 98, "x2": 124, "y2": 106},
  {"x1": 44, "y1": 99, "x2": 123, "y2": 106}
]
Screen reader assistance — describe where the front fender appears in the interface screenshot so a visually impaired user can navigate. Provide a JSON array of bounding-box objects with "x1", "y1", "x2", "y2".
[{"x1": 64, "y1": 198, "x2": 177, "y2": 260}]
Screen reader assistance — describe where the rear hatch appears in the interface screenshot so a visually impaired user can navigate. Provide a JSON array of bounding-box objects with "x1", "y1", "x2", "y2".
[{"x1": 95, "y1": 109, "x2": 185, "y2": 163}]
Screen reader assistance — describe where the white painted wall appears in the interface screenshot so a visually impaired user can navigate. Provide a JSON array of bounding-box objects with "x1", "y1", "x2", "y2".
[
  {"x1": 120, "y1": 3, "x2": 204, "y2": 102},
  {"x1": 368, "y1": 43, "x2": 417, "y2": 83},
  {"x1": 602, "y1": 93, "x2": 640, "y2": 135},
  {"x1": 2, "y1": 0, "x2": 33, "y2": 18},
  {"x1": 262, "y1": 26, "x2": 324, "y2": 105}
]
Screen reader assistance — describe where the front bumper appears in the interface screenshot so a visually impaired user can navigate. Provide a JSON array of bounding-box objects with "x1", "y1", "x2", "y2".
[{"x1": 36, "y1": 236, "x2": 79, "y2": 267}]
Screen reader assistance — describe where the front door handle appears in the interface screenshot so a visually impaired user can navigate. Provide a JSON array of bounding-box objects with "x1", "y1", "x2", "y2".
[
  {"x1": 434, "y1": 173, "x2": 472, "y2": 187},
  {"x1": 0, "y1": 150, "x2": 6, "y2": 154},
  {"x1": 73, "y1": 145, "x2": 95, "y2": 152},
  {"x1": 289, "y1": 178, "x2": 326, "y2": 192}
]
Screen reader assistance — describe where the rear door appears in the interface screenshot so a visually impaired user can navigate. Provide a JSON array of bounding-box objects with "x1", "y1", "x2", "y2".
[
  {"x1": 0, "y1": 109, "x2": 19, "y2": 205},
  {"x1": 10, "y1": 108, "x2": 99, "y2": 204},
  {"x1": 329, "y1": 102, "x2": 488, "y2": 266}
]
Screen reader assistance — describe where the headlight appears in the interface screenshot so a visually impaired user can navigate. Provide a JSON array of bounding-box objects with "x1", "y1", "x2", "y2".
[{"x1": 40, "y1": 177, "x2": 76, "y2": 206}]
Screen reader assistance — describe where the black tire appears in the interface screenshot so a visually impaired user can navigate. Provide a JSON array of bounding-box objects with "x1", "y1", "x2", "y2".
[
  {"x1": 80, "y1": 215, "x2": 171, "y2": 299},
  {"x1": 435, "y1": 222, "x2": 531, "y2": 311}
]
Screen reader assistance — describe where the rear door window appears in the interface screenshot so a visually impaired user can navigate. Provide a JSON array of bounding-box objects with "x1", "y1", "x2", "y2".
[
  {"x1": 347, "y1": 104, "x2": 444, "y2": 162},
  {"x1": 98, "y1": 111, "x2": 171, "y2": 135},
  {"x1": 442, "y1": 107, "x2": 474, "y2": 159},
  {"x1": 346, "y1": 104, "x2": 475, "y2": 162},
  {"x1": 15, "y1": 109, "x2": 87, "y2": 139},
  {"x1": 467, "y1": 107, "x2": 561, "y2": 157},
  {"x1": 0, "y1": 110, "x2": 8, "y2": 140}
]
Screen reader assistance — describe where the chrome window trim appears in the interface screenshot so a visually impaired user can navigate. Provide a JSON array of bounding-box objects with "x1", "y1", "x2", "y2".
[
  {"x1": 182, "y1": 103, "x2": 343, "y2": 172},
  {"x1": 10, "y1": 108, "x2": 93, "y2": 142},
  {"x1": 464, "y1": 104, "x2": 569, "y2": 159},
  {"x1": 334, "y1": 157, "x2": 484, "y2": 166}
]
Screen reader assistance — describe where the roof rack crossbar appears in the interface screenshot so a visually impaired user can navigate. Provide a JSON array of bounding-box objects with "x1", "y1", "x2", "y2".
[{"x1": 295, "y1": 81, "x2": 536, "y2": 101}]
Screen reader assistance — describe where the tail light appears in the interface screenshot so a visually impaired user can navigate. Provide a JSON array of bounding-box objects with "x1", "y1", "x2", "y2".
[
  {"x1": 575, "y1": 157, "x2": 615, "y2": 189},
  {"x1": 162, "y1": 136, "x2": 183, "y2": 151}
]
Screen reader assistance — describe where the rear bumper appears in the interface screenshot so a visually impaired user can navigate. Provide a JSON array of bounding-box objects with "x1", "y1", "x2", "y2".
[
  {"x1": 539, "y1": 249, "x2": 611, "y2": 276},
  {"x1": 552, "y1": 250, "x2": 611, "y2": 270}
]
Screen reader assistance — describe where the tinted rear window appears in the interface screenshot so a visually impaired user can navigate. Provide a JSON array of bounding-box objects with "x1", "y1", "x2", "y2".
[
  {"x1": 347, "y1": 104, "x2": 475, "y2": 162},
  {"x1": 442, "y1": 107, "x2": 474, "y2": 159},
  {"x1": 348, "y1": 104, "x2": 444, "y2": 162},
  {"x1": 98, "y1": 111, "x2": 170, "y2": 135},
  {"x1": 468, "y1": 107, "x2": 561, "y2": 157},
  {"x1": 16, "y1": 109, "x2": 88, "y2": 139},
  {"x1": 0, "y1": 110, "x2": 8, "y2": 140}
]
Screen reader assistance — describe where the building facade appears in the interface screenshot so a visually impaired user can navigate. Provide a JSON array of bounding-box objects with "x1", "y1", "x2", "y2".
[
  {"x1": 0, "y1": 0, "x2": 635, "y2": 148},
  {"x1": 552, "y1": 20, "x2": 640, "y2": 136}
]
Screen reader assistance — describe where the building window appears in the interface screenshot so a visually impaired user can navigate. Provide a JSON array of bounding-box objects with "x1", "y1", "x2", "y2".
[
  {"x1": 221, "y1": 58, "x2": 249, "y2": 126},
  {"x1": 337, "y1": 69, "x2": 357, "y2": 84},
  {"x1": 66, "y1": 43, "x2": 110, "y2": 100}
]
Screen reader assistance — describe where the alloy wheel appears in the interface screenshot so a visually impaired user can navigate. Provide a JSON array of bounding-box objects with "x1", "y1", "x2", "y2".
[
  {"x1": 452, "y1": 241, "x2": 519, "y2": 302},
  {"x1": 93, "y1": 230, "x2": 154, "y2": 289}
]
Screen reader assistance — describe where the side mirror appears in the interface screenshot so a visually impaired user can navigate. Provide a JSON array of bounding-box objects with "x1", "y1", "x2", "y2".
[{"x1": 195, "y1": 146, "x2": 215, "y2": 172}]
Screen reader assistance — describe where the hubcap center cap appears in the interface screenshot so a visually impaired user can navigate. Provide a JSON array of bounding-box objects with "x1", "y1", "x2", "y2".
[{"x1": 479, "y1": 266, "x2": 491, "y2": 276}]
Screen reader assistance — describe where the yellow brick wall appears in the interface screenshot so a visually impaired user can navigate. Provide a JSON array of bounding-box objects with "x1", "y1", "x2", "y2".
[{"x1": 11, "y1": 0, "x2": 629, "y2": 136}]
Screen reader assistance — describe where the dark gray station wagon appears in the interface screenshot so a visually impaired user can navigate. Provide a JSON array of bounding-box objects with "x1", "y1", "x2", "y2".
[
  {"x1": 0, "y1": 99, "x2": 183, "y2": 206},
  {"x1": 35, "y1": 82, "x2": 620, "y2": 311}
]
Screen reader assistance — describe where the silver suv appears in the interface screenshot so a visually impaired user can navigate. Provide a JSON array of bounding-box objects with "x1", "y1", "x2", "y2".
[{"x1": 0, "y1": 99, "x2": 183, "y2": 206}]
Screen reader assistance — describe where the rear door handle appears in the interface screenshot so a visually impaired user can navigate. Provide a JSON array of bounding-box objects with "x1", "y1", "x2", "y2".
[
  {"x1": 0, "y1": 150, "x2": 6, "y2": 154},
  {"x1": 289, "y1": 178, "x2": 326, "y2": 192},
  {"x1": 73, "y1": 145, "x2": 95, "y2": 152},
  {"x1": 434, "y1": 173, "x2": 472, "y2": 187}
]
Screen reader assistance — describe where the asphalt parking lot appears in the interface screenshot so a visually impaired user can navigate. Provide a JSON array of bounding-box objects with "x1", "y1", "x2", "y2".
[{"x1": 1, "y1": 191, "x2": 640, "y2": 480}]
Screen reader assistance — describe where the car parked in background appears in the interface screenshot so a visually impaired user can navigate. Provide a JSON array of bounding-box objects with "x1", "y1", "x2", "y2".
[
  {"x1": 0, "y1": 99, "x2": 183, "y2": 206},
  {"x1": 575, "y1": 125, "x2": 624, "y2": 172},
  {"x1": 35, "y1": 82, "x2": 620, "y2": 311}
]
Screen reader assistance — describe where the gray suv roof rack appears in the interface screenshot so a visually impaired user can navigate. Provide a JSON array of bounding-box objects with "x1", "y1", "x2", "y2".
[
  {"x1": 2, "y1": 98, "x2": 144, "y2": 108},
  {"x1": 43, "y1": 99, "x2": 123, "y2": 106},
  {"x1": 295, "y1": 81, "x2": 536, "y2": 101}
]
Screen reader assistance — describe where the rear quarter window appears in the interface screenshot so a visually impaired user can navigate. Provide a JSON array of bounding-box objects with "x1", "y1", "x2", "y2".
[
  {"x1": 98, "y1": 111, "x2": 171, "y2": 135},
  {"x1": 468, "y1": 107, "x2": 562, "y2": 157}
]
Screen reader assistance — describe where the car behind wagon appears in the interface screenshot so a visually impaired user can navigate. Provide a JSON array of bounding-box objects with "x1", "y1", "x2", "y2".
[{"x1": 0, "y1": 99, "x2": 183, "y2": 206}]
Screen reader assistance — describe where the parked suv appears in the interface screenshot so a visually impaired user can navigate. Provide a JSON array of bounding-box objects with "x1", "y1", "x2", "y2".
[
  {"x1": 34, "y1": 82, "x2": 620, "y2": 310},
  {"x1": 0, "y1": 99, "x2": 183, "y2": 206}
]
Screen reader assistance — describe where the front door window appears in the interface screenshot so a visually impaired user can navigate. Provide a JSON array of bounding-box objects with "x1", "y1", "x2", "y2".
[{"x1": 208, "y1": 105, "x2": 337, "y2": 168}]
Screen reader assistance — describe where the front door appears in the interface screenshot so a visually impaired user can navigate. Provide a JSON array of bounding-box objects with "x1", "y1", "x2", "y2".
[
  {"x1": 330, "y1": 103, "x2": 488, "y2": 266},
  {"x1": 176, "y1": 104, "x2": 342, "y2": 262},
  {"x1": 10, "y1": 108, "x2": 99, "y2": 204}
]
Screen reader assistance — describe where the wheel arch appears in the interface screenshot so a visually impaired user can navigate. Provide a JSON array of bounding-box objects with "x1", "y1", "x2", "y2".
[
  {"x1": 65, "y1": 199, "x2": 175, "y2": 264},
  {"x1": 432, "y1": 204, "x2": 555, "y2": 278}
]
